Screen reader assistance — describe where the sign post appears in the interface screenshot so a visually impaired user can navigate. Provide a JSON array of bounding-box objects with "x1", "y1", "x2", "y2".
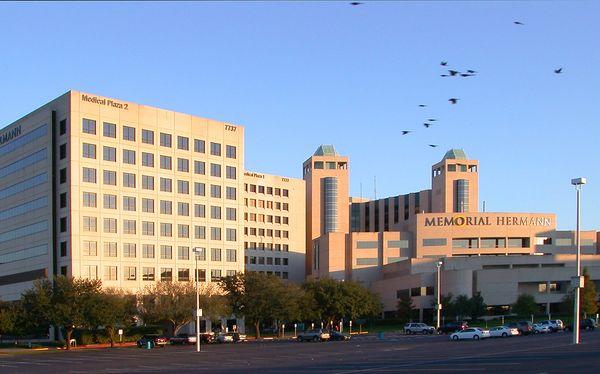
[{"x1": 118, "y1": 329, "x2": 123, "y2": 344}]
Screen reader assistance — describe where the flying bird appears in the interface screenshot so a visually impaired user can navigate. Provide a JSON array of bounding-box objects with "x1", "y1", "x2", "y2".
[
  {"x1": 423, "y1": 123, "x2": 433, "y2": 128},
  {"x1": 440, "y1": 61, "x2": 448, "y2": 66},
  {"x1": 448, "y1": 98, "x2": 459, "y2": 104},
  {"x1": 514, "y1": 21, "x2": 524, "y2": 25},
  {"x1": 428, "y1": 144, "x2": 438, "y2": 148},
  {"x1": 466, "y1": 70, "x2": 477, "y2": 74},
  {"x1": 418, "y1": 104, "x2": 427, "y2": 107},
  {"x1": 554, "y1": 68, "x2": 563, "y2": 74},
  {"x1": 440, "y1": 74, "x2": 449, "y2": 77},
  {"x1": 428, "y1": 119, "x2": 437, "y2": 122},
  {"x1": 460, "y1": 73, "x2": 475, "y2": 77},
  {"x1": 350, "y1": 2, "x2": 362, "y2": 5},
  {"x1": 448, "y1": 70, "x2": 460, "y2": 76},
  {"x1": 402, "y1": 130, "x2": 412, "y2": 135}
]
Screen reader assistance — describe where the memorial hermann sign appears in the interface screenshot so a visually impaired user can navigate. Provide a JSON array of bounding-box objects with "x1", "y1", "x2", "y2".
[
  {"x1": 0, "y1": 125, "x2": 21, "y2": 146},
  {"x1": 424, "y1": 216, "x2": 553, "y2": 227}
]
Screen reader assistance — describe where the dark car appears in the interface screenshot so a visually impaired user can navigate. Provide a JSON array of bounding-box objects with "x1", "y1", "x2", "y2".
[
  {"x1": 566, "y1": 318, "x2": 597, "y2": 332},
  {"x1": 137, "y1": 334, "x2": 168, "y2": 348},
  {"x1": 438, "y1": 322, "x2": 468, "y2": 334},
  {"x1": 329, "y1": 330, "x2": 351, "y2": 341},
  {"x1": 169, "y1": 333, "x2": 197, "y2": 345},
  {"x1": 200, "y1": 332, "x2": 215, "y2": 344},
  {"x1": 506, "y1": 321, "x2": 533, "y2": 335}
]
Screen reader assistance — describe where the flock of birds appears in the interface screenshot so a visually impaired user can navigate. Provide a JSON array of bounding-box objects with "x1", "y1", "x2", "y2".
[{"x1": 349, "y1": 2, "x2": 565, "y2": 149}]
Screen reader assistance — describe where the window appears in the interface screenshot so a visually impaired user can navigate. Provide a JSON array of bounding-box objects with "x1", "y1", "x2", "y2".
[
  {"x1": 142, "y1": 221, "x2": 155, "y2": 236},
  {"x1": 82, "y1": 118, "x2": 96, "y2": 134},
  {"x1": 195, "y1": 269, "x2": 206, "y2": 282},
  {"x1": 160, "y1": 177, "x2": 172, "y2": 192},
  {"x1": 178, "y1": 268, "x2": 190, "y2": 282},
  {"x1": 226, "y1": 187, "x2": 236, "y2": 200},
  {"x1": 103, "y1": 146, "x2": 116, "y2": 161},
  {"x1": 178, "y1": 202, "x2": 189, "y2": 216},
  {"x1": 226, "y1": 145, "x2": 236, "y2": 159},
  {"x1": 226, "y1": 248, "x2": 237, "y2": 262},
  {"x1": 125, "y1": 266, "x2": 136, "y2": 281},
  {"x1": 452, "y1": 238, "x2": 479, "y2": 249},
  {"x1": 210, "y1": 163, "x2": 221, "y2": 177},
  {"x1": 103, "y1": 122, "x2": 116, "y2": 138},
  {"x1": 388, "y1": 240, "x2": 409, "y2": 248},
  {"x1": 82, "y1": 192, "x2": 97, "y2": 207},
  {"x1": 60, "y1": 168, "x2": 67, "y2": 184},
  {"x1": 195, "y1": 182, "x2": 206, "y2": 196},
  {"x1": 160, "y1": 155, "x2": 172, "y2": 170},
  {"x1": 283, "y1": 189, "x2": 289, "y2": 197},
  {"x1": 103, "y1": 170, "x2": 116, "y2": 185},
  {"x1": 481, "y1": 238, "x2": 506, "y2": 248},
  {"x1": 160, "y1": 245, "x2": 172, "y2": 259},
  {"x1": 177, "y1": 158, "x2": 189, "y2": 172},
  {"x1": 508, "y1": 237, "x2": 530, "y2": 248},
  {"x1": 226, "y1": 166, "x2": 236, "y2": 180},
  {"x1": 104, "y1": 218, "x2": 117, "y2": 233},
  {"x1": 177, "y1": 180, "x2": 189, "y2": 194},
  {"x1": 123, "y1": 149, "x2": 136, "y2": 164},
  {"x1": 423, "y1": 238, "x2": 447, "y2": 247},
  {"x1": 211, "y1": 184, "x2": 221, "y2": 198},
  {"x1": 195, "y1": 225, "x2": 206, "y2": 239},
  {"x1": 210, "y1": 142, "x2": 221, "y2": 156},
  {"x1": 192, "y1": 247, "x2": 206, "y2": 261},
  {"x1": 211, "y1": 248, "x2": 222, "y2": 261},
  {"x1": 83, "y1": 241, "x2": 97, "y2": 256},
  {"x1": 178, "y1": 246, "x2": 189, "y2": 260},
  {"x1": 538, "y1": 283, "x2": 548, "y2": 293},
  {"x1": 194, "y1": 139, "x2": 205, "y2": 153},
  {"x1": 160, "y1": 200, "x2": 173, "y2": 215},
  {"x1": 194, "y1": 204, "x2": 206, "y2": 218},
  {"x1": 356, "y1": 241, "x2": 378, "y2": 249},
  {"x1": 59, "y1": 144, "x2": 67, "y2": 160},
  {"x1": 226, "y1": 208, "x2": 237, "y2": 221},
  {"x1": 142, "y1": 198, "x2": 154, "y2": 213},
  {"x1": 123, "y1": 243, "x2": 136, "y2": 258},
  {"x1": 123, "y1": 173, "x2": 136, "y2": 188},
  {"x1": 104, "y1": 242, "x2": 117, "y2": 257},
  {"x1": 226, "y1": 228, "x2": 237, "y2": 241},
  {"x1": 104, "y1": 266, "x2": 118, "y2": 281},
  {"x1": 60, "y1": 193, "x2": 67, "y2": 208},
  {"x1": 211, "y1": 269, "x2": 222, "y2": 282},
  {"x1": 83, "y1": 216, "x2": 97, "y2": 232},
  {"x1": 178, "y1": 224, "x2": 189, "y2": 238},
  {"x1": 123, "y1": 126, "x2": 136, "y2": 141},
  {"x1": 142, "y1": 267, "x2": 155, "y2": 281},
  {"x1": 161, "y1": 223, "x2": 172, "y2": 237},
  {"x1": 194, "y1": 160, "x2": 205, "y2": 175},
  {"x1": 123, "y1": 219, "x2": 136, "y2": 234},
  {"x1": 142, "y1": 152, "x2": 154, "y2": 167},
  {"x1": 177, "y1": 136, "x2": 189, "y2": 150},
  {"x1": 211, "y1": 206, "x2": 222, "y2": 219},
  {"x1": 82, "y1": 265, "x2": 98, "y2": 280},
  {"x1": 211, "y1": 227, "x2": 222, "y2": 241},
  {"x1": 123, "y1": 196, "x2": 136, "y2": 211},
  {"x1": 161, "y1": 268, "x2": 173, "y2": 282},
  {"x1": 143, "y1": 244, "x2": 155, "y2": 258},
  {"x1": 142, "y1": 175, "x2": 154, "y2": 190},
  {"x1": 142, "y1": 129, "x2": 154, "y2": 144},
  {"x1": 82, "y1": 143, "x2": 96, "y2": 159},
  {"x1": 60, "y1": 119, "x2": 67, "y2": 135},
  {"x1": 160, "y1": 133, "x2": 172, "y2": 147}
]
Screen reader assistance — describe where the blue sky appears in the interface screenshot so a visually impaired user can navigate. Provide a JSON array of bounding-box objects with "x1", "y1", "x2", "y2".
[{"x1": 1, "y1": 1, "x2": 598, "y2": 230}]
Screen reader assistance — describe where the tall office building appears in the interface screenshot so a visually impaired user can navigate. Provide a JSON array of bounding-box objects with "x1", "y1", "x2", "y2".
[{"x1": 0, "y1": 91, "x2": 246, "y2": 299}]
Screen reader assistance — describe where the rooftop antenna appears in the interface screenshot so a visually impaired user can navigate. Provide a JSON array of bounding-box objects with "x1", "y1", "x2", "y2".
[
  {"x1": 483, "y1": 200, "x2": 486, "y2": 212},
  {"x1": 374, "y1": 176, "x2": 377, "y2": 200}
]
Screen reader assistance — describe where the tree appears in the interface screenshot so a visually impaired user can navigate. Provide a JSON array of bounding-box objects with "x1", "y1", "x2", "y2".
[
  {"x1": 453, "y1": 295, "x2": 471, "y2": 320},
  {"x1": 581, "y1": 267, "x2": 598, "y2": 317},
  {"x1": 138, "y1": 281, "x2": 196, "y2": 336},
  {"x1": 89, "y1": 290, "x2": 136, "y2": 347},
  {"x1": 439, "y1": 293, "x2": 455, "y2": 321},
  {"x1": 0, "y1": 301, "x2": 19, "y2": 343},
  {"x1": 469, "y1": 292, "x2": 487, "y2": 320},
  {"x1": 397, "y1": 294, "x2": 415, "y2": 323},
  {"x1": 512, "y1": 294, "x2": 538, "y2": 317}
]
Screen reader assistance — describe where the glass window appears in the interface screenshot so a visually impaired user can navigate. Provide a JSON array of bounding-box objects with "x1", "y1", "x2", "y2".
[
  {"x1": 160, "y1": 177, "x2": 172, "y2": 192},
  {"x1": 142, "y1": 198, "x2": 154, "y2": 213},
  {"x1": 160, "y1": 133, "x2": 172, "y2": 147},
  {"x1": 178, "y1": 268, "x2": 190, "y2": 282},
  {"x1": 177, "y1": 158, "x2": 189, "y2": 172},
  {"x1": 160, "y1": 200, "x2": 172, "y2": 215},
  {"x1": 226, "y1": 187, "x2": 236, "y2": 200},
  {"x1": 103, "y1": 170, "x2": 116, "y2": 185},
  {"x1": 210, "y1": 163, "x2": 221, "y2": 177},
  {"x1": 177, "y1": 136, "x2": 189, "y2": 150},
  {"x1": 178, "y1": 246, "x2": 189, "y2": 260},
  {"x1": 123, "y1": 172, "x2": 136, "y2": 188},
  {"x1": 82, "y1": 143, "x2": 96, "y2": 159},
  {"x1": 423, "y1": 238, "x2": 447, "y2": 247},
  {"x1": 193, "y1": 247, "x2": 206, "y2": 261},
  {"x1": 82, "y1": 118, "x2": 96, "y2": 134},
  {"x1": 226, "y1": 228, "x2": 237, "y2": 241},
  {"x1": 123, "y1": 126, "x2": 136, "y2": 141},
  {"x1": 160, "y1": 245, "x2": 172, "y2": 259},
  {"x1": 178, "y1": 224, "x2": 189, "y2": 238},
  {"x1": 161, "y1": 223, "x2": 173, "y2": 237},
  {"x1": 82, "y1": 240, "x2": 97, "y2": 256},
  {"x1": 178, "y1": 202, "x2": 189, "y2": 216},
  {"x1": 104, "y1": 242, "x2": 117, "y2": 257},
  {"x1": 103, "y1": 122, "x2": 116, "y2": 138},
  {"x1": 124, "y1": 266, "x2": 136, "y2": 280},
  {"x1": 104, "y1": 218, "x2": 117, "y2": 233},
  {"x1": 123, "y1": 243, "x2": 136, "y2": 257},
  {"x1": 194, "y1": 204, "x2": 206, "y2": 218},
  {"x1": 143, "y1": 244, "x2": 155, "y2": 258},
  {"x1": 142, "y1": 175, "x2": 154, "y2": 190},
  {"x1": 58, "y1": 143, "x2": 66, "y2": 160},
  {"x1": 194, "y1": 160, "x2": 206, "y2": 175},
  {"x1": 211, "y1": 269, "x2": 222, "y2": 282},
  {"x1": 194, "y1": 182, "x2": 205, "y2": 196},
  {"x1": 161, "y1": 268, "x2": 173, "y2": 281},
  {"x1": 177, "y1": 180, "x2": 189, "y2": 194},
  {"x1": 226, "y1": 145, "x2": 236, "y2": 159},
  {"x1": 123, "y1": 149, "x2": 136, "y2": 164},
  {"x1": 194, "y1": 139, "x2": 205, "y2": 153},
  {"x1": 194, "y1": 226, "x2": 206, "y2": 239},
  {"x1": 142, "y1": 221, "x2": 154, "y2": 236},
  {"x1": 82, "y1": 167, "x2": 97, "y2": 183},
  {"x1": 142, "y1": 129, "x2": 154, "y2": 144},
  {"x1": 142, "y1": 152, "x2": 154, "y2": 167},
  {"x1": 211, "y1": 248, "x2": 222, "y2": 262},
  {"x1": 160, "y1": 155, "x2": 172, "y2": 170},
  {"x1": 142, "y1": 267, "x2": 155, "y2": 281},
  {"x1": 210, "y1": 184, "x2": 221, "y2": 198},
  {"x1": 211, "y1": 227, "x2": 221, "y2": 241},
  {"x1": 82, "y1": 216, "x2": 97, "y2": 232},
  {"x1": 210, "y1": 206, "x2": 221, "y2": 219},
  {"x1": 82, "y1": 192, "x2": 97, "y2": 208},
  {"x1": 123, "y1": 219, "x2": 136, "y2": 234},
  {"x1": 226, "y1": 208, "x2": 237, "y2": 221},
  {"x1": 210, "y1": 142, "x2": 221, "y2": 156},
  {"x1": 60, "y1": 119, "x2": 67, "y2": 135},
  {"x1": 226, "y1": 166, "x2": 236, "y2": 180},
  {"x1": 103, "y1": 146, "x2": 116, "y2": 162}
]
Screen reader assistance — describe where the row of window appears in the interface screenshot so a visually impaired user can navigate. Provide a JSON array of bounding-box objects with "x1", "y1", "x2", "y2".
[
  {"x1": 244, "y1": 242, "x2": 290, "y2": 252},
  {"x1": 80, "y1": 192, "x2": 237, "y2": 220},
  {"x1": 244, "y1": 198, "x2": 289, "y2": 211},
  {"x1": 247, "y1": 270, "x2": 289, "y2": 279},
  {"x1": 80, "y1": 241, "x2": 237, "y2": 261},
  {"x1": 396, "y1": 287, "x2": 435, "y2": 299},
  {"x1": 244, "y1": 184, "x2": 289, "y2": 197},
  {"x1": 81, "y1": 118, "x2": 237, "y2": 158},
  {"x1": 245, "y1": 256, "x2": 289, "y2": 266},
  {"x1": 244, "y1": 227, "x2": 289, "y2": 239},
  {"x1": 244, "y1": 213, "x2": 289, "y2": 225},
  {"x1": 80, "y1": 264, "x2": 236, "y2": 282},
  {"x1": 422, "y1": 237, "x2": 532, "y2": 249}
]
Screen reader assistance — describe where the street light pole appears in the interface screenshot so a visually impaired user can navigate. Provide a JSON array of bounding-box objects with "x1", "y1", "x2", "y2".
[
  {"x1": 193, "y1": 247, "x2": 201, "y2": 352},
  {"x1": 436, "y1": 260, "x2": 443, "y2": 330},
  {"x1": 571, "y1": 178, "x2": 586, "y2": 345}
]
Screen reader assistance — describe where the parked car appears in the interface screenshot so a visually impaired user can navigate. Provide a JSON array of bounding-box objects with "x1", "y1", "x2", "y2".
[
  {"x1": 488, "y1": 326, "x2": 519, "y2": 338},
  {"x1": 231, "y1": 332, "x2": 247, "y2": 342},
  {"x1": 200, "y1": 332, "x2": 215, "y2": 344},
  {"x1": 404, "y1": 323, "x2": 435, "y2": 335},
  {"x1": 169, "y1": 333, "x2": 197, "y2": 345},
  {"x1": 538, "y1": 320, "x2": 564, "y2": 332},
  {"x1": 297, "y1": 329, "x2": 330, "y2": 342},
  {"x1": 215, "y1": 333, "x2": 235, "y2": 343},
  {"x1": 566, "y1": 318, "x2": 597, "y2": 332},
  {"x1": 329, "y1": 331, "x2": 351, "y2": 341},
  {"x1": 533, "y1": 323, "x2": 552, "y2": 334},
  {"x1": 137, "y1": 334, "x2": 169, "y2": 348},
  {"x1": 438, "y1": 322, "x2": 469, "y2": 334},
  {"x1": 450, "y1": 328, "x2": 490, "y2": 341},
  {"x1": 506, "y1": 321, "x2": 534, "y2": 335}
]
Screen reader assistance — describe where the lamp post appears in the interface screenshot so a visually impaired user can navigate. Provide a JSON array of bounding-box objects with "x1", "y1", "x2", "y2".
[
  {"x1": 436, "y1": 260, "x2": 443, "y2": 330},
  {"x1": 193, "y1": 247, "x2": 203, "y2": 352},
  {"x1": 571, "y1": 178, "x2": 586, "y2": 345}
]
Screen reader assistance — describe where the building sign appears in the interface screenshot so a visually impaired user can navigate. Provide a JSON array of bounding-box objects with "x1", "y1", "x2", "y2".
[
  {"x1": 81, "y1": 94, "x2": 129, "y2": 110},
  {"x1": 424, "y1": 216, "x2": 552, "y2": 227},
  {"x1": 244, "y1": 172, "x2": 265, "y2": 179},
  {"x1": 0, "y1": 125, "x2": 21, "y2": 146}
]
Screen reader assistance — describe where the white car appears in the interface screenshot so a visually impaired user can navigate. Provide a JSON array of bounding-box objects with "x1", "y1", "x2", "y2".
[
  {"x1": 450, "y1": 328, "x2": 490, "y2": 341},
  {"x1": 488, "y1": 326, "x2": 519, "y2": 338},
  {"x1": 215, "y1": 333, "x2": 234, "y2": 343},
  {"x1": 533, "y1": 323, "x2": 552, "y2": 334},
  {"x1": 539, "y1": 320, "x2": 564, "y2": 332},
  {"x1": 404, "y1": 323, "x2": 436, "y2": 335}
]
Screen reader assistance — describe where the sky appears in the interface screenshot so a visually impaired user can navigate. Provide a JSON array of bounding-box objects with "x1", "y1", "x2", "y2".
[{"x1": 0, "y1": 1, "x2": 598, "y2": 230}]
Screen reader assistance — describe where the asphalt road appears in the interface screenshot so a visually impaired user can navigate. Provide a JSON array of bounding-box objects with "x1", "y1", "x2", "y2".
[{"x1": 1, "y1": 330, "x2": 599, "y2": 373}]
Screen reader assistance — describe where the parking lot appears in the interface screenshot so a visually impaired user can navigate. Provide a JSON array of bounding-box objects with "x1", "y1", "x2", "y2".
[{"x1": 1, "y1": 330, "x2": 599, "y2": 373}]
